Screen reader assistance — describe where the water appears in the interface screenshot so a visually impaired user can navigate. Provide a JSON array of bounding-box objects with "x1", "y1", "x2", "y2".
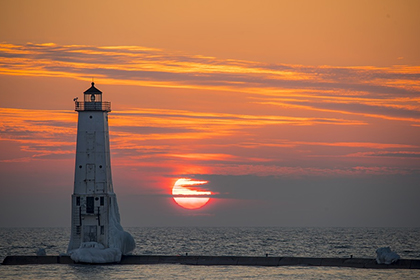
[{"x1": 1, "y1": 227, "x2": 419, "y2": 279}]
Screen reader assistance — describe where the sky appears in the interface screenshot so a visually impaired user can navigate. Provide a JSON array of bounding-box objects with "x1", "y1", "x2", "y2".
[{"x1": 0, "y1": 0, "x2": 419, "y2": 227}]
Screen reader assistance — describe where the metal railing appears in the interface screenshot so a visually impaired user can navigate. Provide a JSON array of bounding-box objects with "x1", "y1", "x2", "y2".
[{"x1": 75, "y1": 101, "x2": 111, "y2": 112}]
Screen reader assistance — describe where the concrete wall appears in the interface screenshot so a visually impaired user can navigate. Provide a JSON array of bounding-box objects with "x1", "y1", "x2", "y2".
[{"x1": 3, "y1": 255, "x2": 420, "y2": 269}]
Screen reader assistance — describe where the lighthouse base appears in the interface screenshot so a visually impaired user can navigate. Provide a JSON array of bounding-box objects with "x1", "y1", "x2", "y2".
[{"x1": 67, "y1": 194, "x2": 135, "y2": 263}]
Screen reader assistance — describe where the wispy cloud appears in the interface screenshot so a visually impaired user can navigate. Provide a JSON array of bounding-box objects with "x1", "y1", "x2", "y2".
[
  {"x1": 1, "y1": 43, "x2": 419, "y2": 185},
  {"x1": 1, "y1": 108, "x2": 418, "y2": 178},
  {"x1": 1, "y1": 43, "x2": 419, "y2": 125}
]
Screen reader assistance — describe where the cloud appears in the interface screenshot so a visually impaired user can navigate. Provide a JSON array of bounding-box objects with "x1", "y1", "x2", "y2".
[
  {"x1": 112, "y1": 126, "x2": 195, "y2": 135},
  {"x1": 1, "y1": 43, "x2": 420, "y2": 220},
  {"x1": 1, "y1": 43, "x2": 419, "y2": 125},
  {"x1": 2, "y1": 107, "x2": 418, "y2": 179},
  {"x1": 349, "y1": 151, "x2": 420, "y2": 159},
  {"x1": 175, "y1": 174, "x2": 420, "y2": 227}
]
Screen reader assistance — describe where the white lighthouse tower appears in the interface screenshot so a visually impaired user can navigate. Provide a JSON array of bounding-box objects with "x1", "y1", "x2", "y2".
[{"x1": 67, "y1": 83, "x2": 135, "y2": 263}]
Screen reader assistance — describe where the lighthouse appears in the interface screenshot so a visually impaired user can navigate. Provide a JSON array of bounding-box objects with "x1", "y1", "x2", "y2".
[{"x1": 67, "y1": 83, "x2": 135, "y2": 263}]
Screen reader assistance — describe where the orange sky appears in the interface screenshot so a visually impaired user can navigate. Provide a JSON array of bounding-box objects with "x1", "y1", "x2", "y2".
[{"x1": 0, "y1": 0, "x2": 419, "y2": 227}]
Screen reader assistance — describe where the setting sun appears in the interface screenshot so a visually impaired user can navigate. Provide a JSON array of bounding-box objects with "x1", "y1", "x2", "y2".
[{"x1": 172, "y1": 178, "x2": 212, "y2": 210}]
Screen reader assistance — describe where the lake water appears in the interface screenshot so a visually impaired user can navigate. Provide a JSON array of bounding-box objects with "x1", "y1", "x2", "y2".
[{"x1": 1, "y1": 227, "x2": 419, "y2": 279}]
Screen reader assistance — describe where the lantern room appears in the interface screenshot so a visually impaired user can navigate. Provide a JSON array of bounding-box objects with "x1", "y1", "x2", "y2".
[
  {"x1": 84, "y1": 82, "x2": 103, "y2": 102},
  {"x1": 75, "y1": 82, "x2": 111, "y2": 112}
]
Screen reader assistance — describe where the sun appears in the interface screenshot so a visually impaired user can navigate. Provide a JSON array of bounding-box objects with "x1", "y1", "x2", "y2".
[{"x1": 172, "y1": 178, "x2": 212, "y2": 209}]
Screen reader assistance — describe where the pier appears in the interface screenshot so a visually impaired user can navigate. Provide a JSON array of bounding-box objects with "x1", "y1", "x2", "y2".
[{"x1": 3, "y1": 255, "x2": 420, "y2": 269}]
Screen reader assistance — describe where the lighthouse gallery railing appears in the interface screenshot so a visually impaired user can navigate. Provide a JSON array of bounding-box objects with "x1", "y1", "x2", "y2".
[{"x1": 75, "y1": 101, "x2": 111, "y2": 112}]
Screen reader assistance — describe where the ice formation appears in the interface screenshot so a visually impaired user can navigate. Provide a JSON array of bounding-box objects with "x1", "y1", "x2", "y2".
[
  {"x1": 67, "y1": 195, "x2": 135, "y2": 263},
  {"x1": 69, "y1": 242, "x2": 121, "y2": 263},
  {"x1": 376, "y1": 247, "x2": 400, "y2": 264}
]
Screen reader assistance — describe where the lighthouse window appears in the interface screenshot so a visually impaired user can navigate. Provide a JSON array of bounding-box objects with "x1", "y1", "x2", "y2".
[
  {"x1": 76, "y1": 196, "x2": 80, "y2": 206},
  {"x1": 100, "y1": 197, "x2": 104, "y2": 206},
  {"x1": 79, "y1": 165, "x2": 82, "y2": 169},
  {"x1": 99, "y1": 165, "x2": 102, "y2": 168},
  {"x1": 86, "y1": 197, "x2": 94, "y2": 213},
  {"x1": 101, "y1": 226, "x2": 104, "y2": 235},
  {"x1": 89, "y1": 116, "x2": 93, "y2": 119}
]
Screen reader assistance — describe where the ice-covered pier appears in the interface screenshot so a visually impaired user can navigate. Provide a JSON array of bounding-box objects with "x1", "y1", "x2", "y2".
[{"x1": 2, "y1": 255, "x2": 420, "y2": 269}]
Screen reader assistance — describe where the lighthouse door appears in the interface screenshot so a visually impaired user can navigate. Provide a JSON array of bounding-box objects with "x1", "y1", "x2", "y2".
[{"x1": 83, "y1": 225, "x2": 97, "y2": 242}]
